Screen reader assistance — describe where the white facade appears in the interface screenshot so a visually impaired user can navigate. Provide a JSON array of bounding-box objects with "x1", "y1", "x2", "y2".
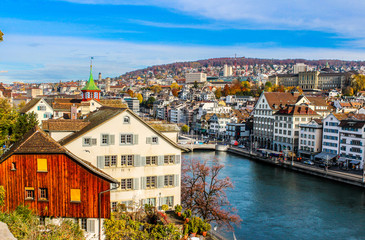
[
  {"x1": 322, "y1": 113, "x2": 341, "y2": 155},
  {"x1": 223, "y1": 64, "x2": 233, "y2": 77},
  {"x1": 26, "y1": 98, "x2": 54, "y2": 124},
  {"x1": 62, "y1": 109, "x2": 182, "y2": 210},
  {"x1": 185, "y1": 73, "x2": 207, "y2": 83},
  {"x1": 339, "y1": 120, "x2": 365, "y2": 169},
  {"x1": 299, "y1": 120, "x2": 323, "y2": 160}
]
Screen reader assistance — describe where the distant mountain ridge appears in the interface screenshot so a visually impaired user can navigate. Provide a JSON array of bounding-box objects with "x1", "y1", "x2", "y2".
[{"x1": 123, "y1": 57, "x2": 365, "y2": 77}]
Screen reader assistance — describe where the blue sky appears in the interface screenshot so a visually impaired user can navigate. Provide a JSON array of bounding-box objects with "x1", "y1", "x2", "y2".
[{"x1": 1, "y1": 0, "x2": 365, "y2": 82}]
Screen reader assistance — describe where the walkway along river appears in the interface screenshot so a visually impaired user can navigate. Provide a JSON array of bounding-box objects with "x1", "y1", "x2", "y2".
[{"x1": 183, "y1": 151, "x2": 365, "y2": 240}]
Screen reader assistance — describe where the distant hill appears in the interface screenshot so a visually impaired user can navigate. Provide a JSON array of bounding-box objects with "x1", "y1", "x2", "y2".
[{"x1": 122, "y1": 57, "x2": 365, "y2": 77}]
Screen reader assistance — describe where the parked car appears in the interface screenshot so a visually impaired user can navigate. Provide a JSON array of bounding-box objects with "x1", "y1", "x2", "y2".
[{"x1": 304, "y1": 160, "x2": 314, "y2": 166}]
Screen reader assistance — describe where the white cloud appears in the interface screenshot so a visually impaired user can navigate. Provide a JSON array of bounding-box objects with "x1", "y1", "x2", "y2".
[
  {"x1": 1, "y1": 34, "x2": 365, "y2": 83},
  {"x1": 57, "y1": 0, "x2": 365, "y2": 39}
]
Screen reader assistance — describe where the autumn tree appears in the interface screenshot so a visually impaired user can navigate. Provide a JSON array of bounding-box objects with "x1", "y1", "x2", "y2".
[
  {"x1": 351, "y1": 74, "x2": 365, "y2": 93},
  {"x1": 170, "y1": 82, "x2": 180, "y2": 90},
  {"x1": 182, "y1": 158, "x2": 242, "y2": 231},
  {"x1": 193, "y1": 81, "x2": 199, "y2": 89},
  {"x1": 223, "y1": 84, "x2": 230, "y2": 96},
  {"x1": 136, "y1": 93, "x2": 143, "y2": 103},
  {"x1": 343, "y1": 86, "x2": 354, "y2": 96},
  {"x1": 171, "y1": 88, "x2": 179, "y2": 97},
  {"x1": 150, "y1": 85, "x2": 162, "y2": 94},
  {"x1": 0, "y1": 30, "x2": 3, "y2": 42},
  {"x1": 127, "y1": 89, "x2": 134, "y2": 97},
  {"x1": 181, "y1": 124, "x2": 189, "y2": 133},
  {"x1": 215, "y1": 88, "x2": 222, "y2": 99}
]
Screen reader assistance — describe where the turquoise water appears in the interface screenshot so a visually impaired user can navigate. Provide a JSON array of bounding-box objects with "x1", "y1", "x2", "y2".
[{"x1": 183, "y1": 151, "x2": 365, "y2": 240}]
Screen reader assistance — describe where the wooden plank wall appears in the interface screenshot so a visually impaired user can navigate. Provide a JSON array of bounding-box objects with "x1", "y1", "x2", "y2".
[{"x1": 0, "y1": 154, "x2": 111, "y2": 219}]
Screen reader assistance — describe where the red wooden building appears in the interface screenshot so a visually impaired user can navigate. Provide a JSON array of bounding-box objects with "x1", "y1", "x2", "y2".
[{"x1": 0, "y1": 126, "x2": 117, "y2": 232}]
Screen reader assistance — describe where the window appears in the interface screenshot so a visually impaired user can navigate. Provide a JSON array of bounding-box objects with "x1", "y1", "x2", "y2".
[
  {"x1": 71, "y1": 189, "x2": 81, "y2": 202},
  {"x1": 83, "y1": 137, "x2": 96, "y2": 146},
  {"x1": 123, "y1": 116, "x2": 130, "y2": 124},
  {"x1": 111, "y1": 202, "x2": 118, "y2": 212},
  {"x1": 152, "y1": 137, "x2": 158, "y2": 144},
  {"x1": 164, "y1": 175, "x2": 174, "y2": 187},
  {"x1": 146, "y1": 176, "x2": 156, "y2": 189},
  {"x1": 164, "y1": 155, "x2": 175, "y2": 164},
  {"x1": 120, "y1": 134, "x2": 133, "y2": 144},
  {"x1": 81, "y1": 219, "x2": 87, "y2": 230},
  {"x1": 25, "y1": 187, "x2": 34, "y2": 200},
  {"x1": 102, "y1": 134, "x2": 109, "y2": 145},
  {"x1": 39, "y1": 188, "x2": 48, "y2": 201},
  {"x1": 105, "y1": 155, "x2": 117, "y2": 167},
  {"x1": 37, "y1": 159, "x2": 47, "y2": 172},
  {"x1": 121, "y1": 155, "x2": 134, "y2": 166},
  {"x1": 146, "y1": 156, "x2": 157, "y2": 165},
  {"x1": 38, "y1": 105, "x2": 46, "y2": 111},
  {"x1": 11, "y1": 162, "x2": 16, "y2": 171},
  {"x1": 144, "y1": 198, "x2": 156, "y2": 206},
  {"x1": 39, "y1": 217, "x2": 46, "y2": 225},
  {"x1": 162, "y1": 196, "x2": 174, "y2": 207},
  {"x1": 121, "y1": 179, "x2": 133, "y2": 190}
]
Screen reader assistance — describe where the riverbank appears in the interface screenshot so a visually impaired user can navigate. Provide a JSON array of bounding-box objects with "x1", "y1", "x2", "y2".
[{"x1": 228, "y1": 147, "x2": 365, "y2": 189}]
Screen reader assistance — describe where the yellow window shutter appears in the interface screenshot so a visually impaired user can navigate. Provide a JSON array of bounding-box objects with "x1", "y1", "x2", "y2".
[
  {"x1": 37, "y1": 159, "x2": 47, "y2": 172},
  {"x1": 70, "y1": 189, "x2": 81, "y2": 202}
]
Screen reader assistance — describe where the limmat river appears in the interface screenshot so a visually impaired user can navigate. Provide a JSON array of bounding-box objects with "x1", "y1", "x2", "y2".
[{"x1": 183, "y1": 151, "x2": 365, "y2": 240}]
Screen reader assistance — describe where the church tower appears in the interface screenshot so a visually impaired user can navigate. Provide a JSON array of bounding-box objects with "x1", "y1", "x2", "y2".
[{"x1": 81, "y1": 58, "x2": 101, "y2": 102}]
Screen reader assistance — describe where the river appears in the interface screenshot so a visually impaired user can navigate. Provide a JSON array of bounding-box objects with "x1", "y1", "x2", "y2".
[{"x1": 183, "y1": 151, "x2": 365, "y2": 240}]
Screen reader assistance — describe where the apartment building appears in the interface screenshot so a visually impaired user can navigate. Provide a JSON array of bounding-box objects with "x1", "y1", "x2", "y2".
[
  {"x1": 321, "y1": 113, "x2": 347, "y2": 156},
  {"x1": 298, "y1": 119, "x2": 323, "y2": 160},
  {"x1": 19, "y1": 97, "x2": 53, "y2": 124},
  {"x1": 273, "y1": 105, "x2": 320, "y2": 153},
  {"x1": 58, "y1": 107, "x2": 183, "y2": 210}
]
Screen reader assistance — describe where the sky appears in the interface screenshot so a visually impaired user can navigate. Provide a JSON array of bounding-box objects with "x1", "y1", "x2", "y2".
[{"x1": 1, "y1": 0, "x2": 365, "y2": 83}]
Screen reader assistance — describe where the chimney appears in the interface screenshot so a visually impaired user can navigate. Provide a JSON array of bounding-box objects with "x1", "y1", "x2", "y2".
[{"x1": 71, "y1": 104, "x2": 77, "y2": 120}]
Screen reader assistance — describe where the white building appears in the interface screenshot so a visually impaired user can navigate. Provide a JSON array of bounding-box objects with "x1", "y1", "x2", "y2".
[
  {"x1": 19, "y1": 97, "x2": 53, "y2": 124},
  {"x1": 273, "y1": 105, "x2": 320, "y2": 153},
  {"x1": 223, "y1": 64, "x2": 233, "y2": 77},
  {"x1": 58, "y1": 107, "x2": 183, "y2": 210},
  {"x1": 293, "y1": 63, "x2": 308, "y2": 74},
  {"x1": 185, "y1": 73, "x2": 207, "y2": 83},
  {"x1": 298, "y1": 119, "x2": 323, "y2": 160},
  {"x1": 338, "y1": 118, "x2": 365, "y2": 169},
  {"x1": 321, "y1": 113, "x2": 345, "y2": 156}
]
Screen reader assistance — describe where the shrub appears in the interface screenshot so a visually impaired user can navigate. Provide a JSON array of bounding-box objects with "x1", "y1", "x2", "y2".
[
  {"x1": 174, "y1": 204, "x2": 182, "y2": 213},
  {"x1": 161, "y1": 204, "x2": 169, "y2": 211}
]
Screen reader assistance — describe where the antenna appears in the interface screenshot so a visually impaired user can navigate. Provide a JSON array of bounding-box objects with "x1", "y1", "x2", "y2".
[{"x1": 90, "y1": 57, "x2": 94, "y2": 71}]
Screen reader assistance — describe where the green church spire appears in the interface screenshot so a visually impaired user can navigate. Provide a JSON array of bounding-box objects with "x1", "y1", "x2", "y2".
[{"x1": 82, "y1": 58, "x2": 100, "y2": 91}]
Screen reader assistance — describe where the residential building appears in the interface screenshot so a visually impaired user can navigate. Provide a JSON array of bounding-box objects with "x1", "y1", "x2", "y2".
[
  {"x1": 58, "y1": 107, "x2": 183, "y2": 210},
  {"x1": 0, "y1": 127, "x2": 117, "y2": 239},
  {"x1": 298, "y1": 119, "x2": 323, "y2": 160},
  {"x1": 273, "y1": 105, "x2": 320, "y2": 153},
  {"x1": 19, "y1": 98, "x2": 54, "y2": 124},
  {"x1": 338, "y1": 118, "x2": 365, "y2": 169},
  {"x1": 185, "y1": 73, "x2": 207, "y2": 83},
  {"x1": 125, "y1": 97, "x2": 140, "y2": 113},
  {"x1": 226, "y1": 122, "x2": 250, "y2": 142},
  {"x1": 321, "y1": 113, "x2": 350, "y2": 157}
]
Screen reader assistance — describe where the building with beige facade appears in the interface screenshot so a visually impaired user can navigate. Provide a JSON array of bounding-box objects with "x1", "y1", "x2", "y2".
[
  {"x1": 57, "y1": 107, "x2": 183, "y2": 210},
  {"x1": 268, "y1": 68, "x2": 353, "y2": 91}
]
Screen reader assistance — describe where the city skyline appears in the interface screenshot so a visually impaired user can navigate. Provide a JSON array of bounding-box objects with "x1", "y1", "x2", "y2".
[{"x1": 2, "y1": 0, "x2": 365, "y2": 82}]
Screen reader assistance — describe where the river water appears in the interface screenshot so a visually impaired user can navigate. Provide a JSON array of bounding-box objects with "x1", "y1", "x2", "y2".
[{"x1": 183, "y1": 151, "x2": 365, "y2": 240}]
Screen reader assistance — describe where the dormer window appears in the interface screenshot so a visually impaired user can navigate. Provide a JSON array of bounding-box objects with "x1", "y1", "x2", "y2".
[
  {"x1": 11, "y1": 162, "x2": 16, "y2": 171},
  {"x1": 123, "y1": 116, "x2": 130, "y2": 124}
]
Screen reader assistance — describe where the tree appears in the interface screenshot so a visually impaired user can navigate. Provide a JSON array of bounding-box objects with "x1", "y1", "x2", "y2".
[
  {"x1": 171, "y1": 88, "x2": 179, "y2": 97},
  {"x1": 351, "y1": 74, "x2": 365, "y2": 93},
  {"x1": 127, "y1": 89, "x2": 134, "y2": 98},
  {"x1": 0, "y1": 30, "x2": 3, "y2": 42},
  {"x1": 193, "y1": 81, "x2": 199, "y2": 89},
  {"x1": 12, "y1": 112, "x2": 38, "y2": 142},
  {"x1": 215, "y1": 88, "x2": 222, "y2": 99},
  {"x1": 264, "y1": 81, "x2": 272, "y2": 88},
  {"x1": 170, "y1": 82, "x2": 180, "y2": 90},
  {"x1": 182, "y1": 158, "x2": 242, "y2": 231},
  {"x1": 343, "y1": 86, "x2": 354, "y2": 96},
  {"x1": 150, "y1": 85, "x2": 162, "y2": 94},
  {"x1": 181, "y1": 125, "x2": 189, "y2": 133},
  {"x1": 136, "y1": 93, "x2": 143, "y2": 103},
  {"x1": 0, "y1": 98, "x2": 18, "y2": 149},
  {"x1": 223, "y1": 84, "x2": 230, "y2": 96}
]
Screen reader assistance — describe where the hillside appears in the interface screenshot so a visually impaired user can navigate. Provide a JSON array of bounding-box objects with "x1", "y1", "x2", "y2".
[{"x1": 122, "y1": 57, "x2": 365, "y2": 78}]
